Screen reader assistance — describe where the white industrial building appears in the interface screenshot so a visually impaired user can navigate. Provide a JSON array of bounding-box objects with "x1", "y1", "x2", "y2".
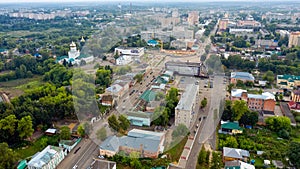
[{"x1": 27, "y1": 145, "x2": 66, "y2": 169}]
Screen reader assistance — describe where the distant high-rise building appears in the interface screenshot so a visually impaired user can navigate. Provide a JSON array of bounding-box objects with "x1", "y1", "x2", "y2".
[
  {"x1": 187, "y1": 11, "x2": 199, "y2": 26},
  {"x1": 288, "y1": 32, "x2": 300, "y2": 48},
  {"x1": 172, "y1": 9, "x2": 179, "y2": 18}
]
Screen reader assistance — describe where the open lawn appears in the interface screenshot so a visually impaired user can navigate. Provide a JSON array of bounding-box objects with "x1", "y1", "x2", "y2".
[
  {"x1": 2, "y1": 28, "x2": 62, "y2": 38},
  {"x1": 0, "y1": 76, "x2": 44, "y2": 98},
  {"x1": 15, "y1": 135, "x2": 59, "y2": 159},
  {"x1": 164, "y1": 136, "x2": 188, "y2": 163}
]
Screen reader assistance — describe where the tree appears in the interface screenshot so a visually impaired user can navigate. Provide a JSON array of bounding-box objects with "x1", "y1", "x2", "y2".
[
  {"x1": 172, "y1": 123, "x2": 189, "y2": 138},
  {"x1": 155, "y1": 92, "x2": 165, "y2": 101},
  {"x1": 17, "y1": 115, "x2": 34, "y2": 140},
  {"x1": 231, "y1": 100, "x2": 248, "y2": 121},
  {"x1": 152, "y1": 106, "x2": 169, "y2": 126},
  {"x1": 239, "y1": 111, "x2": 258, "y2": 126},
  {"x1": 118, "y1": 115, "x2": 130, "y2": 131},
  {"x1": 265, "y1": 116, "x2": 291, "y2": 132},
  {"x1": 60, "y1": 126, "x2": 71, "y2": 140},
  {"x1": 227, "y1": 83, "x2": 234, "y2": 93},
  {"x1": 210, "y1": 152, "x2": 223, "y2": 169},
  {"x1": 108, "y1": 115, "x2": 120, "y2": 131},
  {"x1": 222, "y1": 136, "x2": 238, "y2": 148},
  {"x1": 201, "y1": 97, "x2": 208, "y2": 108},
  {"x1": 96, "y1": 127, "x2": 107, "y2": 141},
  {"x1": 287, "y1": 142, "x2": 300, "y2": 168},
  {"x1": 263, "y1": 70, "x2": 275, "y2": 83},
  {"x1": 222, "y1": 100, "x2": 232, "y2": 121},
  {"x1": 0, "y1": 142, "x2": 19, "y2": 169},
  {"x1": 198, "y1": 146, "x2": 207, "y2": 165},
  {"x1": 77, "y1": 124, "x2": 85, "y2": 137},
  {"x1": 133, "y1": 74, "x2": 143, "y2": 83}
]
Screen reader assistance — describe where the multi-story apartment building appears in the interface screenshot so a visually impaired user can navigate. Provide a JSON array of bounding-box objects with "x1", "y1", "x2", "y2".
[
  {"x1": 231, "y1": 89, "x2": 276, "y2": 113},
  {"x1": 175, "y1": 84, "x2": 199, "y2": 128},
  {"x1": 187, "y1": 11, "x2": 199, "y2": 26},
  {"x1": 288, "y1": 32, "x2": 300, "y2": 48}
]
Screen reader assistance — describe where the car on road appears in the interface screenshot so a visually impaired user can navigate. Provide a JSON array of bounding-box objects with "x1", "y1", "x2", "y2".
[
  {"x1": 72, "y1": 165, "x2": 78, "y2": 169},
  {"x1": 196, "y1": 124, "x2": 199, "y2": 128},
  {"x1": 74, "y1": 147, "x2": 81, "y2": 154}
]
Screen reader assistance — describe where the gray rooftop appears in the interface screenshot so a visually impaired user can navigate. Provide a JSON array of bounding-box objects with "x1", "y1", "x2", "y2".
[
  {"x1": 99, "y1": 136, "x2": 120, "y2": 152},
  {"x1": 91, "y1": 159, "x2": 116, "y2": 169},
  {"x1": 176, "y1": 84, "x2": 198, "y2": 111},
  {"x1": 231, "y1": 72, "x2": 255, "y2": 81},
  {"x1": 99, "y1": 129, "x2": 165, "y2": 153},
  {"x1": 223, "y1": 147, "x2": 250, "y2": 159}
]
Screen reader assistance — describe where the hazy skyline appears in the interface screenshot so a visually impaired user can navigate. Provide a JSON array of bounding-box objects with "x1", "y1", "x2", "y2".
[{"x1": 0, "y1": 0, "x2": 297, "y2": 3}]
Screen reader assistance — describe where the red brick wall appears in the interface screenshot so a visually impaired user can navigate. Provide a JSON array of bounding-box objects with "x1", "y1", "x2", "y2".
[{"x1": 263, "y1": 99, "x2": 276, "y2": 112}]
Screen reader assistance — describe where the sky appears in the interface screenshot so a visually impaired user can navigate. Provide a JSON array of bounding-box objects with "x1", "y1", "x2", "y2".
[{"x1": 0, "y1": 0, "x2": 296, "y2": 3}]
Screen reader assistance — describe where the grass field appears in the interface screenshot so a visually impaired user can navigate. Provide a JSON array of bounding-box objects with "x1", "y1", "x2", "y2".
[
  {"x1": 0, "y1": 76, "x2": 44, "y2": 98},
  {"x1": 2, "y1": 28, "x2": 62, "y2": 38},
  {"x1": 164, "y1": 136, "x2": 188, "y2": 163},
  {"x1": 15, "y1": 135, "x2": 60, "y2": 159}
]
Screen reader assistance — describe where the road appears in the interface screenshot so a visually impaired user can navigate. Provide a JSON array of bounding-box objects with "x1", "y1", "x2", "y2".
[{"x1": 57, "y1": 139, "x2": 99, "y2": 169}]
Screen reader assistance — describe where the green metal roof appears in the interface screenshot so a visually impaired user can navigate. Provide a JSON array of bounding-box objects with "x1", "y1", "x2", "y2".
[
  {"x1": 225, "y1": 166, "x2": 241, "y2": 169},
  {"x1": 140, "y1": 90, "x2": 156, "y2": 102},
  {"x1": 277, "y1": 75, "x2": 300, "y2": 81},
  {"x1": 221, "y1": 122, "x2": 242, "y2": 130},
  {"x1": 279, "y1": 81, "x2": 288, "y2": 85},
  {"x1": 56, "y1": 55, "x2": 68, "y2": 62},
  {"x1": 17, "y1": 160, "x2": 27, "y2": 169},
  {"x1": 155, "y1": 76, "x2": 168, "y2": 84}
]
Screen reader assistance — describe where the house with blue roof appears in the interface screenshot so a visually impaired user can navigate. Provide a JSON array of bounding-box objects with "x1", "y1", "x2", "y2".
[
  {"x1": 230, "y1": 72, "x2": 255, "y2": 84},
  {"x1": 147, "y1": 39, "x2": 159, "y2": 47},
  {"x1": 99, "y1": 129, "x2": 165, "y2": 158}
]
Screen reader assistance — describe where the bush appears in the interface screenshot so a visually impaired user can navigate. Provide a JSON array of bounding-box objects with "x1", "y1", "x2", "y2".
[
  {"x1": 295, "y1": 116, "x2": 300, "y2": 122},
  {"x1": 278, "y1": 129, "x2": 290, "y2": 139}
]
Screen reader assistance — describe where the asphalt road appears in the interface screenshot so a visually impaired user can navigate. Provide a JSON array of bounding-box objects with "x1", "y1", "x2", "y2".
[{"x1": 57, "y1": 139, "x2": 99, "y2": 169}]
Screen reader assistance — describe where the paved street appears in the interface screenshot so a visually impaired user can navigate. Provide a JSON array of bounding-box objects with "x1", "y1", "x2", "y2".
[{"x1": 57, "y1": 139, "x2": 98, "y2": 169}]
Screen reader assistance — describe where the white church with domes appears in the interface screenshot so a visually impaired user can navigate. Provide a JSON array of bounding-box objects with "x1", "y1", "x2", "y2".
[
  {"x1": 68, "y1": 41, "x2": 80, "y2": 59},
  {"x1": 56, "y1": 40, "x2": 94, "y2": 65}
]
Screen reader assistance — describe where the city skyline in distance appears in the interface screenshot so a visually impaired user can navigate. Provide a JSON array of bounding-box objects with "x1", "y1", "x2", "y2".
[{"x1": 0, "y1": 0, "x2": 298, "y2": 4}]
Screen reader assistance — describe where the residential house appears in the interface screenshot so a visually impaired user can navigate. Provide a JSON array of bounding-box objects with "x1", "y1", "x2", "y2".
[
  {"x1": 126, "y1": 111, "x2": 151, "y2": 127},
  {"x1": 230, "y1": 72, "x2": 255, "y2": 84},
  {"x1": 45, "y1": 128, "x2": 57, "y2": 136},
  {"x1": 219, "y1": 121, "x2": 243, "y2": 134},
  {"x1": 100, "y1": 129, "x2": 165, "y2": 158},
  {"x1": 116, "y1": 55, "x2": 132, "y2": 65},
  {"x1": 114, "y1": 46, "x2": 145, "y2": 57},
  {"x1": 106, "y1": 79, "x2": 130, "y2": 101},
  {"x1": 225, "y1": 160, "x2": 255, "y2": 169},
  {"x1": 98, "y1": 94, "x2": 114, "y2": 106},
  {"x1": 223, "y1": 147, "x2": 250, "y2": 162},
  {"x1": 255, "y1": 39, "x2": 278, "y2": 49},
  {"x1": 175, "y1": 84, "x2": 199, "y2": 128},
  {"x1": 288, "y1": 101, "x2": 300, "y2": 112},
  {"x1": 27, "y1": 145, "x2": 66, "y2": 169},
  {"x1": 291, "y1": 90, "x2": 300, "y2": 102},
  {"x1": 231, "y1": 89, "x2": 276, "y2": 113},
  {"x1": 277, "y1": 74, "x2": 300, "y2": 89},
  {"x1": 59, "y1": 138, "x2": 81, "y2": 152}
]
